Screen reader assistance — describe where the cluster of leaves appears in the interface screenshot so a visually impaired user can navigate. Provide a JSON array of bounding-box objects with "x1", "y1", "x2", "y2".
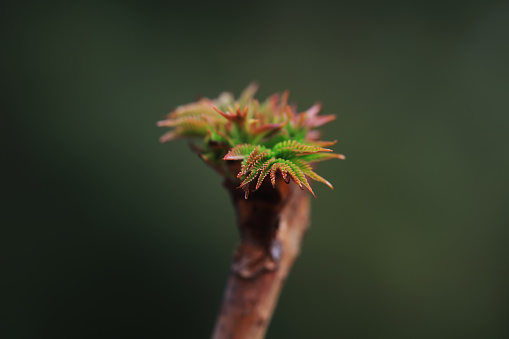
[{"x1": 158, "y1": 83, "x2": 344, "y2": 198}]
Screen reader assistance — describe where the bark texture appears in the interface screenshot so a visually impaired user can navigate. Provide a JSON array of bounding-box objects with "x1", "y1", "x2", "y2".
[{"x1": 211, "y1": 178, "x2": 311, "y2": 339}]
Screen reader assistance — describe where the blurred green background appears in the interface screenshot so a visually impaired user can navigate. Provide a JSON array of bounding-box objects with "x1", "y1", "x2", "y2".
[{"x1": 2, "y1": 1, "x2": 509, "y2": 338}]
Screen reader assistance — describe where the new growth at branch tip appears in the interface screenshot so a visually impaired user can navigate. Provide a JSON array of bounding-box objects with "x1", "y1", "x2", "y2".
[{"x1": 157, "y1": 82, "x2": 345, "y2": 199}]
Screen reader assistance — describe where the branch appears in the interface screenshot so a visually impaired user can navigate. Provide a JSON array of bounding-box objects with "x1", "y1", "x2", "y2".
[{"x1": 211, "y1": 178, "x2": 311, "y2": 339}]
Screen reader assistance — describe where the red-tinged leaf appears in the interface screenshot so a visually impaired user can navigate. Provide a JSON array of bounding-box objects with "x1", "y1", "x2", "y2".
[
  {"x1": 279, "y1": 163, "x2": 289, "y2": 183},
  {"x1": 309, "y1": 139, "x2": 338, "y2": 147},
  {"x1": 168, "y1": 99, "x2": 218, "y2": 119},
  {"x1": 281, "y1": 162, "x2": 301, "y2": 188},
  {"x1": 223, "y1": 144, "x2": 256, "y2": 160},
  {"x1": 292, "y1": 158, "x2": 333, "y2": 191},
  {"x1": 201, "y1": 114, "x2": 220, "y2": 126},
  {"x1": 252, "y1": 122, "x2": 286, "y2": 136},
  {"x1": 279, "y1": 91, "x2": 289, "y2": 114},
  {"x1": 213, "y1": 106, "x2": 233, "y2": 120},
  {"x1": 213, "y1": 105, "x2": 247, "y2": 125},
  {"x1": 299, "y1": 152, "x2": 345, "y2": 163},
  {"x1": 252, "y1": 99, "x2": 260, "y2": 117},
  {"x1": 157, "y1": 119, "x2": 173, "y2": 127},
  {"x1": 237, "y1": 161, "x2": 247, "y2": 178},
  {"x1": 239, "y1": 165, "x2": 262, "y2": 188},
  {"x1": 242, "y1": 148, "x2": 271, "y2": 176},
  {"x1": 238, "y1": 147, "x2": 260, "y2": 177},
  {"x1": 297, "y1": 112, "x2": 306, "y2": 127},
  {"x1": 284, "y1": 160, "x2": 316, "y2": 197},
  {"x1": 307, "y1": 114, "x2": 336, "y2": 128},
  {"x1": 305, "y1": 102, "x2": 322, "y2": 118},
  {"x1": 241, "y1": 106, "x2": 248, "y2": 119},
  {"x1": 255, "y1": 158, "x2": 277, "y2": 190},
  {"x1": 158, "y1": 116, "x2": 209, "y2": 129},
  {"x1": 270, "y1": 162, "x2": 280, "y2": 187},
  {"x1": 284, "y1": 105, "x2": 293, "y2": 122},
  {"x1": 262, "y1": 93, "x2": 278, "y2": 116},
  {"x1": 304, "y1": 169, "x2": 334, "y2": 190},
  {"x1": 159, "y1": 130, "x2": 179, "y2": 143},
  {"x1": 291, "y1": 158, "x2": 313, "y2": 173}
]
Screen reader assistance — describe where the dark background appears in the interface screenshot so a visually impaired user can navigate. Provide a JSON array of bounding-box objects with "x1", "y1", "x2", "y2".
[{"x1": 2, "y1": 1, "x2": 508, "y2": 338}]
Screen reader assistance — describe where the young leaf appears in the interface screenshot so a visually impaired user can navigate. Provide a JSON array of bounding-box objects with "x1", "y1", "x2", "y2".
[
  {"x1": 158, "y1": 83, "x2": 344, "y2": 198},
  {"x1": 223, "y1": 144, "x2": 257, "y2": 160}
]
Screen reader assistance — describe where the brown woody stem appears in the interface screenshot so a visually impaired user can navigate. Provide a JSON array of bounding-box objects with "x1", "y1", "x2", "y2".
[{"x1": 211, "y1": 178, "x2": 311, "y2": 339}]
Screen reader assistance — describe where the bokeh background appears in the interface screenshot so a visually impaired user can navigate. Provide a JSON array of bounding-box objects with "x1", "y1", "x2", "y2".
[{"x1": 3, "y1": 1, "x2": 509, "y2": 338}]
